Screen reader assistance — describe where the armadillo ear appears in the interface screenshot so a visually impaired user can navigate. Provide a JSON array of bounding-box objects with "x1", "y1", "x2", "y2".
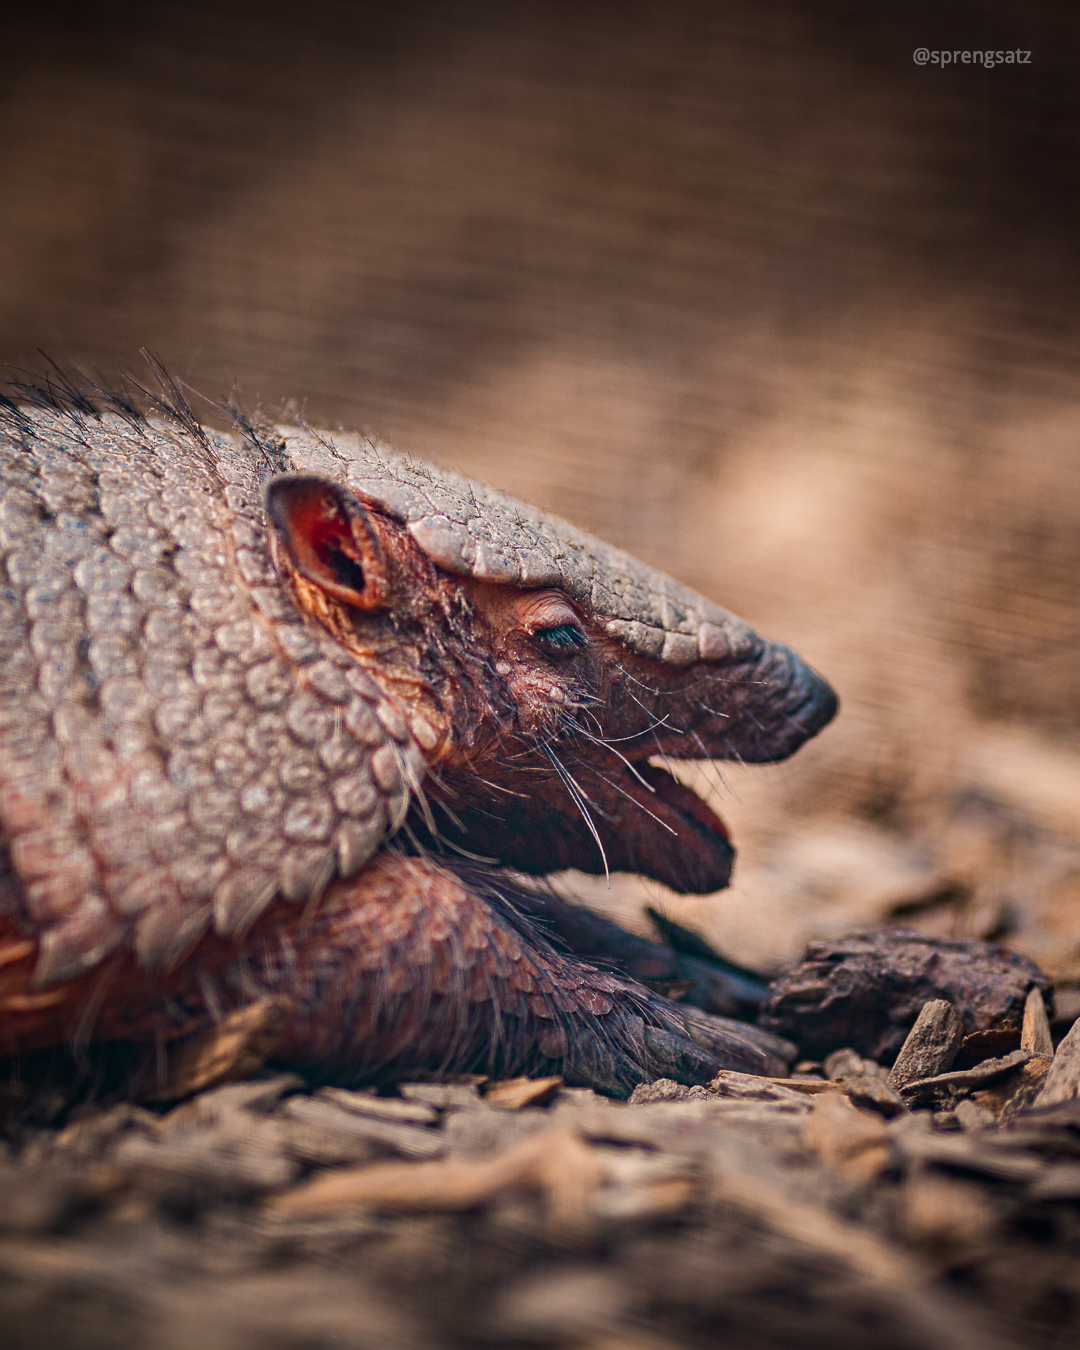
[{"x1": 266, "y1": 476, "x2": 389, "y2": 609}]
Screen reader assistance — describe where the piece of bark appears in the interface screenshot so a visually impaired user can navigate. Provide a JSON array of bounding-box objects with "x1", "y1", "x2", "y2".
[
  {"x1": 268, "y1": 1126, "x2": 607, "y2": 1241},
  {"x1": 277, "y1": 1095, "x2": 445, "y2": 1166},
  {"x1": 823, "y1": 1048, "x2": 890, "y2": 1082},
  {"x1": 989, "y1": 1114, "x2": 1080, "y2": 1163},
  {"x1": 128, "y1": 998, "x2": 291, "y2": 1103},
  {"x1": 1008, "y1": 1097, "x2": 1080, "y2": 1129},
  {"x1": 486, "y1": 1269, "x2": 631, "y2": 1345},
  {"x1": 0, "y1": 1158, "x2": 88, "y2": 1234},
  {"x1": 1033, "y1": 1015, "x2": 1080, "y2": 1106},
  {"x1": 52, "y1": 1102, "x2": 161, "y2": 1159},
  {"x1": 760, "y1": 930, "x2": 1049, "y2": 1063},
  {"x1": 900, "y1": 1049, "x2": 1034, "y2": 1107},
  {"x1": 708, "y1": 1071, "x2": 833, "y2": 1104},
  {"x1": 484, "y1": 1076, "x2": 563, "y2": 1110},
  {"x1": 114, "y1": 1127, "x2": 298, "y2": 1199},
  {"x1": 834, "y1": 1074, "x2": 907, "y2": 1118},
  {"x1": 628, "y1": 1079, "x2": 716, "y2": 1105},
  {"x1": 953, "y1": 1027, "x2": 1021, "y2": 1069},
  {"x1": 703, "y1": 1142, "x2": 997, "y2": 1350},
  {"x1": 398, "y1": 1081, "x2": 485, "y2": 1109},
  {"x1": 442, "y1": 1106, "x2": 552, "y2": 1160},
  {"x1": 954, "y1": 1098, "x2": 997, "y2": 1131},
  {"x1": 802, "y1": 1093, "x2": 891, "y2": 1180},
  {"x1": 981, "y1": 1057, "x2": 1054, "y2": 1124},
  {"x1": 823, "y1": 1048, "x2": 866, "y2": 1079},
  {"x1": 1022, "y1": 988, "x2": 1055, "y2": 1057},
  {"x1": 899, "y1": 1172, "x2": 997, "y2": 1256},
  {"x1": 890, "y1": 1128, "x2": 1046, "y2": 1183},
  {"x1": 317, "y1": 1087, "x2": 440, "y2": 1127},
  {"x1": 709, "y1": 1070, "x2": 904, "y2": 1123},
  {"x1": 157, "y1": 1074, "x2": 305, "y2": 1136},
  {"x1": 888, "y1": 1000, "x2": 964, "y2": 1091},
  {"x1": 1027, "y1": 1163, "x2": 1080, "y2": 1201}
]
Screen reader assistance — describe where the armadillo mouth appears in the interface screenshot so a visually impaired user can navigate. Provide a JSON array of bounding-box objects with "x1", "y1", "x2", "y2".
[
  {"x1": 416, "y1": 746, "x2": 735, "y2": 894},
  {"x1": 606, "y1": 760, "x2": 735, "y2": 894},
  {"x1": 636, "y1": 762, "x2": 731, "y2": 843}
]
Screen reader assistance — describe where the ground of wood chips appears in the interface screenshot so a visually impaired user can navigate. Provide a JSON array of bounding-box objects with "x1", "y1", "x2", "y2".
[{"x1": 2, "y1": 1044, "x2": 1079, "y2": 1350}]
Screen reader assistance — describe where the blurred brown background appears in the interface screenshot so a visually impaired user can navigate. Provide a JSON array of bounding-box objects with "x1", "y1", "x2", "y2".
[{"x1": 4, "y1": 0, "x2": 1080, "y2": 984}]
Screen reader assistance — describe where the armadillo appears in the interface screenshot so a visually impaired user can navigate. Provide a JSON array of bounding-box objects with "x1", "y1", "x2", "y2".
[{"x1": 0, "y1": 378, "x2": 836, "y2": 1095}]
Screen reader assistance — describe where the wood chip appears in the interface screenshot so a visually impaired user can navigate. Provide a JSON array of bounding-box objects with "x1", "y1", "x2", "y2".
[
  {"x1": 899, "y1": 1172, "x2": 997, "y2": 1254},
  {"x1": 900, "y1": 1049, "x2": 1034, "y2": 1107},
  {"x1": 52, "y1": 1102, "x2": 160, "y2": 1157},
  {"x1": 761, "y1": 931, "x2": 1046, "y2": 1066},
  {"x1": 824, "y1": 1047, "x2": 864, "y2": 1078},
  {"x1": 708, "y1": 1071, "x2": 832, "y2": 1103},
  {"x1": 267, "y1": 1126, "x2": 606, "y2": 1237},
  {"x1": 484, "y1": 1076, "x2": 563, "y2": 1110},
  {"x1": 1008, "y1": 1098, "x2": 1080, "y2": 1129},
  {"x1": 953, "y1": 1026, "x2": 1021, "y2": 1069},
  {"x1": 398, "y1": 1081, "x2": 485, "y2": 1109},
  {"x1": 277, "y1": 1095, "x2": 445, "y2": 1165},
  {"x1": 629, "y1": 1079, "x2": 713, "y2": 1104},
  {"x1": 887, "y1": 1000, "x2": 963, "y2": 1091},
  {"x1": 129, "y1": 998, "x2": 292, "y2": 1103},
  {"x1": 953, "y1": 1098, "x2": 997, "y2": 1131},
  {"x1": 802, "y1": 1093, "x2": 891, "y2": 1179},
  {"x1": 1027, "y1": 1163, "x2": 1080, "y2": 1201},
  {"x1": 114, "y1": 1128, "x2": 298, "y2": 1197},
  {"x1": 891, "y1": 1128, "x2": 1046, "y2": 1182},
  {"x1": 157, "y1": 1074, "x2": 305, "y2": 1135},
  {"x1": 978, "y1": 1057, "x2": 1054, "y2": 1124},
  {"x1": 1021, "y1": 988, "x2": 1055, "y2": 1057},
  {"x1": 833, "y1": 1073, "x2": 907, "y2": 1117},
  {"x1": 489, "y1": 1268, "x2": 628, "y2": 1342},
  {"x1": 823, "y1": 1048, "x2": 888, "y2": 1081},
  {"x1": 703, "y1": 1147, "x2": 996, "y2": 1350},
  {"x1": 317, "y1": 1087, "x2": 439, "y2": 1127},
  {"x1": 1034, "y1": 1013, "x2": 1080, "y2": 1107}
]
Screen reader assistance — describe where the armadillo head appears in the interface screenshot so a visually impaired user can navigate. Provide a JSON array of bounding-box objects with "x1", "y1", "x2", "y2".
[{"x1": 269, "y1": 432, "x2": 837, "y2": 895}]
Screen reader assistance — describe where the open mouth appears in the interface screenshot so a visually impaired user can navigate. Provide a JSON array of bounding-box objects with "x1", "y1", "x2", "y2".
[
  {"x1": 636, "y1": 762, "x2": 731, "y2": 844},
  {"x1": 424, "y1": 747, "x2": 737, "y2": 895},
  {"x1": 602, "y1": 759, "x2": 736, "y2": 895}
]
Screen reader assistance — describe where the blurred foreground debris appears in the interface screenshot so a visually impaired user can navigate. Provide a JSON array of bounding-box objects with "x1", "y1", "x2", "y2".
[{"x1": 1, "y1": 938, "x2": 1079, "y2": 1350}]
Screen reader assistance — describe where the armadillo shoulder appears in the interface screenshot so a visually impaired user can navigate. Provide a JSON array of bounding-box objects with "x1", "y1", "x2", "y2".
[{"x1": 0, "y1": 408, "x2": 423, "y2": 986}]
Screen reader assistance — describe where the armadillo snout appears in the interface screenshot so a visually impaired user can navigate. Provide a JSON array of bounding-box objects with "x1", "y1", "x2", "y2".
[{"x1": 727, "y1": 640, "x2": 838, "y2": 764}]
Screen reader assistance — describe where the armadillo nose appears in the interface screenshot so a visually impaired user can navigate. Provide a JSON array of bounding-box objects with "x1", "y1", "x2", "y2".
[
  {"x1": 791, "y1": 659, "x2": 839, "y2": 738},
  {"x1": 743, "y1": 640, "x2": 839, "y2": 762}
]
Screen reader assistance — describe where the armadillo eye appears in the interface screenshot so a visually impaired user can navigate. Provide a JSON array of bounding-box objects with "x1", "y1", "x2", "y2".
[{"x1": 531, "y1": 622, "x2": 587, "y2": 658}]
